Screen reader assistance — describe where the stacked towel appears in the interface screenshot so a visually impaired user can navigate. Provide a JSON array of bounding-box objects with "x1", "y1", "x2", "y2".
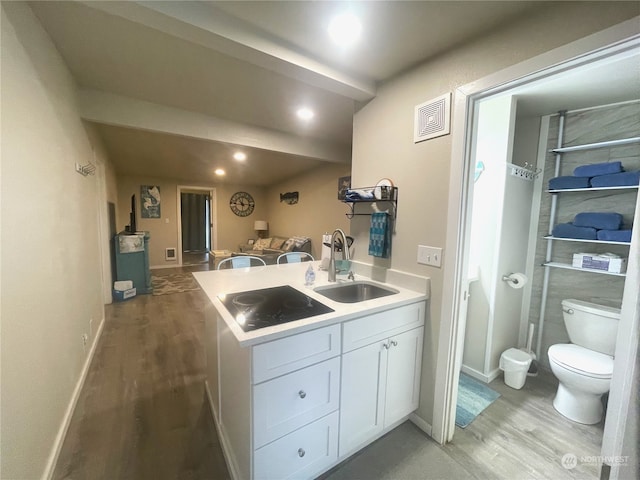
[
  {"x1": 548, "y1": 176, "x2": 591, "y2": 190},
  {"x1": 368, "y1": 212, "x2": 391, "y2": 258},
  {"x1": 345, "y1": 188, "x2": 375, "y2": 201},
  {"x1": 573, "y1": 212, "x2": 623, "y2": 230},
  {"x1": 552, "y1": 223, "x2": 597, "y2": 240},
  {"x1": 590, "y1": 171, "x2": 640, "y2": 188},
  {"x1": 596, "y1": 230, "x2": 633, "y2": 242},
  {"x1": 573, "y1": 161, "x2": 623, "y2": 177},
  {"x1": 549, "y1": 161, "x2": 638, "y2": 190}
]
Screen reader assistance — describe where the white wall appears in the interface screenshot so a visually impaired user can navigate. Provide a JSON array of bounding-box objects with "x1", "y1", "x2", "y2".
[
  {"x1": 1, "y1": 3, "x2": 109, "y2": 478},
  {"x1": 351, "y1": 2, "x2": 639, "y2": 425}
]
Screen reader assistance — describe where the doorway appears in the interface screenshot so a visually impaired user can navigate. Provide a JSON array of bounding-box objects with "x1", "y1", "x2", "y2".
[
  {"x1": 433, "y1": 23, "x2": 640, "y2": 475},
  {"x1": 177, "y1": 186, "x2": 217, "y2": 266}
]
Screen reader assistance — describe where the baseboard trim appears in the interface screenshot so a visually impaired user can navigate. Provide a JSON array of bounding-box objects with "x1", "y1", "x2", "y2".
[
  {"x1": 461, "y1": 365, "x2": 500, "y2": 384},
  {"x1": 43, "y1": 315, "x2": 106, "y2": 480},
  {"x1": 205, "y1": 381, "x2": 241, "y2": 480},
  {"x1": 409, "y1": 413, "x2": 433, "y2": 438}
]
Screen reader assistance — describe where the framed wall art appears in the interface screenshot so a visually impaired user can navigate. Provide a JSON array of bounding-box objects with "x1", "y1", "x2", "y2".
[{"x1": 141, "y1": 185, "x2": 161, "y2": 218}]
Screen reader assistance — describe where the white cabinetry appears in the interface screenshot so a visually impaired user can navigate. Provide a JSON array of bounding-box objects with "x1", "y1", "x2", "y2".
[
  {"x1": 339, "y1": 302, "x2": 424, "y2": 456},
  {"x1": 252, "y1": 324, "x2": 341, "y2": 479},
  {"x1": 210, "y1": 300, "x2": 426, "y2": 480}
]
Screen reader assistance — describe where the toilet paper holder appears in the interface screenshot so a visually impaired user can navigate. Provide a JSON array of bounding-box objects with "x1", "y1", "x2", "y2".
[{"x1": 502, "y1": 273, "x2": 526, "y2": 286}]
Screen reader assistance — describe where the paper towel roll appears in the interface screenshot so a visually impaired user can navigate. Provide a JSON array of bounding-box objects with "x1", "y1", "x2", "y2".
[
  {"x1": 504, "y1": 273, "x2": 528, "y2": 289},
  {"x1": 320, "y1": 234, "x2": 332, "y2": 270}
]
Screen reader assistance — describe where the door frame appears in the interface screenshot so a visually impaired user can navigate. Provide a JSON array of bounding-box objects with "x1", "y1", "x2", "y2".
[
  {"x1": 176, "y1": 185, "x2": 217, "y2": 266},
  {"x1": 432, "y1": 17, "x2": 640, "y2": 457}
]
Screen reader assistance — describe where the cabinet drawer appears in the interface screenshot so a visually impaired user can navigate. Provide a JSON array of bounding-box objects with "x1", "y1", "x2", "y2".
[
  {"x1": 253, "y1": 324, "x2": 340, "y2": 383},
  {"x1": 253, "y1": 357, "x2": 340, "y2": 449},
  {"x1": 253, "y1": 411, "x2": 338, "y2": 480},
  {"x1": 342, "y1": 302, "x2": 425, "y2": 353}
]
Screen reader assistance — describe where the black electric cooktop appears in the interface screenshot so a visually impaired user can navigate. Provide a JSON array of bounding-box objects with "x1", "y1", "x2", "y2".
[{"x1": 219, "y1": 285, "x2": 335, "y2": 332}]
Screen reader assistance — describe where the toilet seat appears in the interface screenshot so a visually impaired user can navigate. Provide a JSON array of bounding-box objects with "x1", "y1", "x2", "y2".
[{"x1": 548, "y1": 344, "x2": 613, "y2": 379}]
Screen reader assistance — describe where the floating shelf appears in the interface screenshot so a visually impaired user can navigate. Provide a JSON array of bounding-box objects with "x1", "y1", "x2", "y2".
[{"x1": 342, "y1": 186, "x2": 398, "y2": 220}]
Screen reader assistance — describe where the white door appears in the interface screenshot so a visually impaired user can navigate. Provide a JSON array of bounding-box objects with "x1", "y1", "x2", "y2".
[
  {"x1": 384, "y1": 327, "x2": 424, "y2": 426},
  {"x1": 339, "y1": 340, "x2": 387, "y2": 456}
]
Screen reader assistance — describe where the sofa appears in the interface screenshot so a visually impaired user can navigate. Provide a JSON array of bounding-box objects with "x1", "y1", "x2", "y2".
[{"x1": 235, "y1": 236, "x2": 312, "y2": 264}]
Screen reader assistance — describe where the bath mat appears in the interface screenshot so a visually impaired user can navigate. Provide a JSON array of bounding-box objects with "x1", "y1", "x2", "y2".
[
  {"x1": 151, "y1": 273, "x2": 201, "y2": 296},
  {"x1": 455, "y1": 373, "x2": 500, "y2": 428}
]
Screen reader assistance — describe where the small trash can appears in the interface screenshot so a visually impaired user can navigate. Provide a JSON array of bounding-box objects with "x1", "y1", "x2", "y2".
[{"x1": 499, "y1": 348, "x2": 533, "y2": 389}]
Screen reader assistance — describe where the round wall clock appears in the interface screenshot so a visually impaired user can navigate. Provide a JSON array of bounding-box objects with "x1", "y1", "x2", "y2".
[{"x1": 229, "y1": 191, "x2": 255, "y2": 217}]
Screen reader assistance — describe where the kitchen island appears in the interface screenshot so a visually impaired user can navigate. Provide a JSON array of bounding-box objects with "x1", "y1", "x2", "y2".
[{"x1": 194, "y1": 261, "x2": 429, "y2": 480}]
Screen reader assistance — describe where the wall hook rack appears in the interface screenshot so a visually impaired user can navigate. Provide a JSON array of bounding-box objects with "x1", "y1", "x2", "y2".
[{"x1": 75, "y1": 162, "x2": 96, "y2": 177}]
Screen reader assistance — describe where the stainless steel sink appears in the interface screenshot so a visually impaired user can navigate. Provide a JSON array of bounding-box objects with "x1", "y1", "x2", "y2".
[{"x1": 314, "y1": 281, "x2": 399, "y2": 303}]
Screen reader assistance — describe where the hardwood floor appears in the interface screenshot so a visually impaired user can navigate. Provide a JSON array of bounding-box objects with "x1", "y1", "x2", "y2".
[
  {"x1": 53, "y1": 265, "x2": 227, "y2": 480},
  {"x1": 54, "y1": 266, "x2": 605, "y2": 479}
]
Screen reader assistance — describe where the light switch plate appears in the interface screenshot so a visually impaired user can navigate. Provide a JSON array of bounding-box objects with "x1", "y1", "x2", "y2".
[{"x1": 417, "y1": 245, "x2": 442, "y2": 267}]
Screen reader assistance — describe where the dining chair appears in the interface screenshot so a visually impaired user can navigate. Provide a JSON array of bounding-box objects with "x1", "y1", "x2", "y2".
[
  {"x1": 276, "y1": 252, "x2": 315, "y2": 264},
  {"x1": 217, "y1": 255, "x2": 267, "y2": 270}
]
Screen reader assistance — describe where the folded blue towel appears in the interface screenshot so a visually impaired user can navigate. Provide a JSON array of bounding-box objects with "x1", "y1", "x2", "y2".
[
  {"x1": 549, "y1": 176, "x2": 591, "y2": 190},
  {"x1": 597, "y1": 229, "x2": 632, "y2": 242},
  {"x1": 573, "y1": 212, "x2": 623, "y2": 230},
  {"x1": 368, "y1": 212, "x2": 391, "y2": 258},
  {"x1": 552, "y1": 223, "x2": 597, "y2": 240},
  {"x1": 573, "y1": 161, "x2": 623, "y2": 177},
  {"x1": 590, "y1": 171, "x2": 640, "y2": 188}
]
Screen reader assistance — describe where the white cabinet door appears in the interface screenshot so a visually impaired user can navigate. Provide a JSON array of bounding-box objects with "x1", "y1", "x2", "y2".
[
  {"x1": 384, "y1": 327, "x2": 424, "y2": 426},
  {"x1": 338, "y1": 339, "x2": 387, "y2": 456}
]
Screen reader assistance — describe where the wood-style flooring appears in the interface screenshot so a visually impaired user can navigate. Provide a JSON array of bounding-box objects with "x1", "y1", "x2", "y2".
[{"x1": 53, "y1": 265, "x2": 604, "y2": 480}]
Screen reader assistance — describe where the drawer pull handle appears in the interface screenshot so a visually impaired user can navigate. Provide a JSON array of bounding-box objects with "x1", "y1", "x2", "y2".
[
  {"x1": 298, "y1": 390, "x2": 306, "y2": 399},
  {"x1": 298, "y1": 448, "x2": 305, "y2": 457},
  {"x1": 382, "y1": 341, "x2": 390, "y2": 350},
  {"x1": 390, "y1": 340, "x2": 398, "y2": 347}
]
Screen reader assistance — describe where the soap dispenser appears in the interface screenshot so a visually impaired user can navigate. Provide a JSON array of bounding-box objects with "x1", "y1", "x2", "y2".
[{"x1": 305, "y1": 263, "x2": 315, "y2": 286}]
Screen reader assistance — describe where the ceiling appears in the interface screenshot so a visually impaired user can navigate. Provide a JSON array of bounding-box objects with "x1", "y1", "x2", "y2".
[{"x1": 28, "y1": 1, "x2": 638, "y2": 186}]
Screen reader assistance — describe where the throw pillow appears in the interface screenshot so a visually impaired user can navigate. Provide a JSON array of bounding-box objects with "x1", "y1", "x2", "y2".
[
  {"x1": 282, "y1": 238, "x2": 296, "y2": 252},
  {"x1": 253, "y1": 237, "x2": 272, "y2": 250},
  {"x1": 270, "y1": 237, "x2": 286, "y2": 250}
]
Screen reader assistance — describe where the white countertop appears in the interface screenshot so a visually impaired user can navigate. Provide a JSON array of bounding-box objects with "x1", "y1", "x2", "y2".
[{"x1": 193, "y1": 261, "x2": 428, "y2": 347}]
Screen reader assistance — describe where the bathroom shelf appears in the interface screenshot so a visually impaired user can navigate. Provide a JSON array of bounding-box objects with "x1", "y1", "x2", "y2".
[
  {"x1": 535, "y1": 110, "x2": 638, "y2": 358},
  {"x1": 547, "y1": 185, "x2": 638, "y2": 194},
  {"x1": 543, "y1": 236, "x2": 631, "y2": 246},
  {"x1": 342, "y1": 186, "x2": 398, "y2": 219},
  {"x1": 543, "y1": 262, "x2": 626, "y2": 277},
  {"x1": 550, "y1": 136, "x2": 640, "y2": 153}
]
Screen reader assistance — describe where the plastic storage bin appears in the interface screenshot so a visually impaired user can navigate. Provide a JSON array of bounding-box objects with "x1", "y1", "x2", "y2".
[{"x1": 499, "y1": 348, "x2": 533, "y2": 389}]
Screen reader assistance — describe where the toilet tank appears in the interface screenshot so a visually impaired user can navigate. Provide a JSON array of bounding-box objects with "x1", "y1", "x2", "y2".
[{"x1": 562, "y1": 299, "x2": 621, "y2": 356}]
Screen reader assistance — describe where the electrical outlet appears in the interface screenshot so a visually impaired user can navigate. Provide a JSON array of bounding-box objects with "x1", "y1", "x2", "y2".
[
  {"x1": 81, "y1": 333, "x2": 89, "y2": 352},
  {"x1": 417, "y1": 245, "x2": 443, "y2": 267}
]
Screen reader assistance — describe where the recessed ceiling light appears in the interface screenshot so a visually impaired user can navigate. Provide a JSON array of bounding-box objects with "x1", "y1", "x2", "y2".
[
  {"x1": 328, "y1": 12, "x2": 362, "y2": 47},
  {"x1": 297, "y1": 107, "x2": 314, "y2": 121},
  {"x1": 233, "y1": 151, "x2": 247, "y2": 161},
  {"x1": 214, "y1": 168, "x2": 225, "y2": 176}
]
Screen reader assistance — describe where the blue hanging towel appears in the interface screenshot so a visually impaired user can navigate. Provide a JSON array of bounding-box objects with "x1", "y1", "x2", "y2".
[{"x1": 368, "y1": 212, "x2": 391, "y2": 258}]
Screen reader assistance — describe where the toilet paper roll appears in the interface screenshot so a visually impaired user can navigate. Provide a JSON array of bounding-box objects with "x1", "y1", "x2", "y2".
[{"x1": 505, "y1": 273, "x2": 528, "y2": 289}]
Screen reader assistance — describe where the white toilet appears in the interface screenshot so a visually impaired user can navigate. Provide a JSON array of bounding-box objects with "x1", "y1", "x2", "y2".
[{"x1": 548, "y1": 299, "x2": 620, "y2": 424}]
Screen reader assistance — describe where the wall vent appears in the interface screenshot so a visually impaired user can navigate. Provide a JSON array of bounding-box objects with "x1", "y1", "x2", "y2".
[
  {"x1": 165, "y1": 248, "x2": 177, "y2": 261},
  {"x1": 414, "y1": 93, "x2": 451, "y2": 143}
]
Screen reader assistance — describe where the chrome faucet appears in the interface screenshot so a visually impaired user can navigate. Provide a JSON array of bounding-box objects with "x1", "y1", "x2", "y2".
[{"x1": 328, "y1": 228, "x2": 350, "y2": 282}]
